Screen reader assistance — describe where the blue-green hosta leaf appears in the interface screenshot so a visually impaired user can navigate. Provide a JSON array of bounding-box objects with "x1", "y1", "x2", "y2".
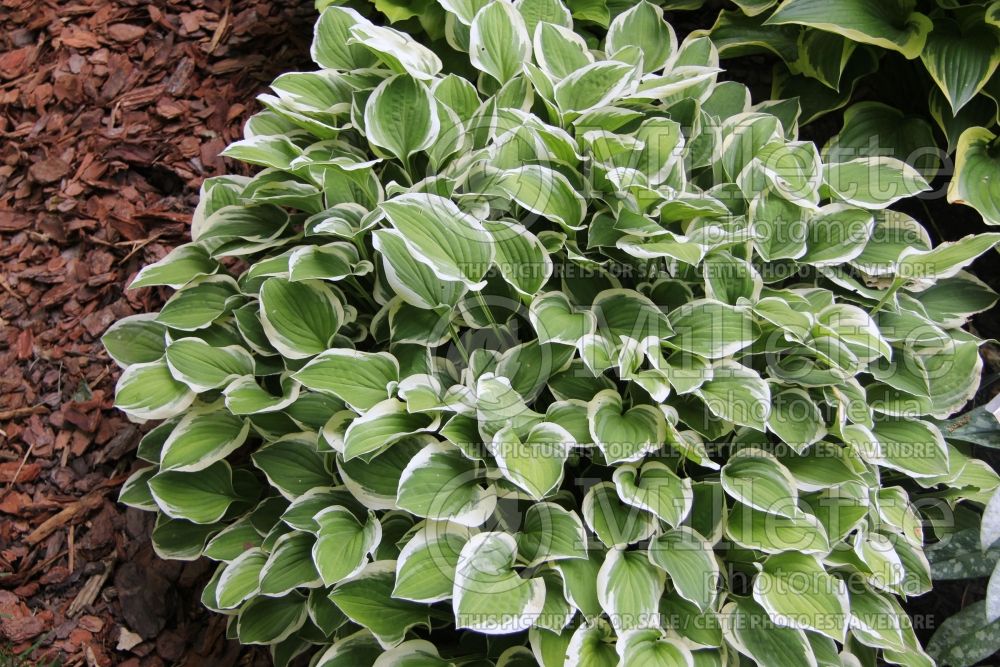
[
  {"x1": 164, "y1": 338, "x2": 254, "y2": 393},
  {"x1": 753, "y1": 552, "x2": 849, "y2": 642},
  {"x1": 493, "y1": 165, "x2": 586, "y2": 230},
  {"x1": 364, "y1": 74, "x2": 439, "y2": 164},
  {"x1": 313, "y1": 506, "x2": 381, "y2": 586},
  {"x1": 237, "y1": 592, "x2": 309, "y2": 646},
  {"x1": 489, "y1": 422, "x2": 572, "y2": 500},
  {"x1": 115, "y1": 359, "x2": 196, "y2": 421},
  {"x1": 343, "y1": 399, "x2": 440, "y2": 460},
  {"x1": 470, "y1": 1, "x2": 532, "y2": 83},
  {"x1": 293, "y1": 350, "x2": 399, "y2": 412},
  {"x1": 949, "y1": 127, "x2": 1000, "y2": 227},
  {"x1": 921, "y1": 18, "x2": 1000, "y2": 116},
  {"x1": 726, "y1": 502, "x2": 831, "y2": 555},
  {"x1": 606, "y1": 1, "x2": 676, "y2": 73},
  {"x1": 252, "y1": 436, "x2": 334, "y2": 499},
  {"x1": 348, "y1": 22, "x2": 442, "y2": 80},
  {"x1": 159, "y1": 408, "x2": 250, "y2": 472},
  {"x1": 927, "y1": 600, "x2": 1000, "y2": 667},
  {"x1": 667, "y1": 299, "x2": 759, "y2": 358},
  {"x1": 129, "y1": 244, "x2": 219, "y2": 290},
  {"x1": 822, "y1": 157, "x2": 930, "y2": 209},
  {"x1": 453, "y1": 532, "x2": 546, "y2": 634},
  {"x1": 329, "y1": 561, "x2": 431, "y2": 649},
  {"x1": 722, "y1": 448, "x2": 800, "y2": 517},
  {"x1": 612, "y1": 461, "x2": 693, "y2": 526},
  {"x1": 259, "y1": 278, "x2": 345, "y2": 359},
  {"x1": 616, "y1": 628, "x2": 694, "y2": 666},
  {"x1": 582, "y1": 481, "x2": 657, "y2": 548},
  {"x1": 766, "y1": 387, "x2": 827, "y2": 452},
  {"x1": 587, "y1": 389, "x2": 667, "y2": 464},
  {"x1": 380, "y1": 193, "x2": 495, "y2": 289},
  {"x1": 722, "y1": 596, "x2": 818, "y2": 667},
  {"x1": 597, "y1": 548, "x2": 665, "y2": 633},
  {"x1": 516, "y1": 502, "x2": 589, "y2": 567},
  {"x1": 148, "y1": 461, "x2": 242, "y2": 524},
  {"x1": 533, "y1": 22, "x2": 593, "y2": 80},
  {"x1": 397, "y1": 441, "x2": 497, "y2": 526},
  {"x1": 695, "y1": 361, "x2": 771, "y2": 432},
  {"x1": 765, "y1": 0, "x2": 932, "y2": 59},
  {"x1": 394, "y1": 522, "x2": 470, "y2": 603},
  {"x1": 311, "y1": 7, "x2": 378, "y2": 70},
  {"x1": 648, "y1": 527, "x2": 719, "y2": 612}
]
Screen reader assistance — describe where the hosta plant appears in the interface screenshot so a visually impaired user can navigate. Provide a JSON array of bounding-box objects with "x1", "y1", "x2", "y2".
[{"x1": 107, "y1": 1, "x2": 1000, "y2": 665}]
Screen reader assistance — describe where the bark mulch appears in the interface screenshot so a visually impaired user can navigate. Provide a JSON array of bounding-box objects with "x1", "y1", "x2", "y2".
[{"x1": 0, "y1": 0, "x2": 312, "y2": 664}]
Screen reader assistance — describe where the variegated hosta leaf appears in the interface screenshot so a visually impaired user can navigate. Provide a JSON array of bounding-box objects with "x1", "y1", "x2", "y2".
[{"x1": 110, "y1": 2, "x2": 1000, "y2": 662}]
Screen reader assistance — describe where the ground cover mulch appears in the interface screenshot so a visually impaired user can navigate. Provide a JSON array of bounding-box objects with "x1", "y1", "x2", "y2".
[{"x1": 0, "y1": 0, "x2": 313, "y2": 663}]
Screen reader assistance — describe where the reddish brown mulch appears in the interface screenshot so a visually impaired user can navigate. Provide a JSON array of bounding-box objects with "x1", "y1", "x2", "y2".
[{"x1": 0, "y1": 0, "x2": 312, "y2": 663}]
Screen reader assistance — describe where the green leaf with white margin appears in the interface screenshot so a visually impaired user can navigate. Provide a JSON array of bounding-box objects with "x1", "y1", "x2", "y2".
[
  {"x1": 606, "y1": 1, "x2": 676, "y2": 73},
  {"x1": 815, "y1": 303, "x2": 890, "y2": 363},
  {"x1": 115, "y1": 359, "x2": 195, "y2": 421},
  {"x1": 311, "y1": 7, "x2": 378, "y2": 70},
  {"x1": 380, "y1": 193, "x2": 495, "y2": 289},
  {"x1": 897, "y1": 232, "x2": 1000, "y2": 284},
  {"x1": 949, "y1": 127, "x2": 1000, "y2": 226},
  {"x1": 615, "y1": 628, "x2": 694, "y2": 666},
  {"x1": 740, "y1": 141, "x2": 823, "y2": 208},
  {"x1": 587, "y1": 389, "x2": 667, "y2": 464},
  {"x1": 102, "y1": 314, "x2": 167, "y2": 368},
  {"x1": 612, "y1": 461, "x2": 693, "y2": 527},
  {"x1": 313, "y1": 506, "x2": 381, "y2": 586},
  {"x1": 847, "y1": 585, "x2": 907, "y2": 652},
  {"x1": 164, "y1": 338, "x2": 254, "y2": 393},
  {"x1": 397, "y1": 441, "x2": 497, "y2": 526},
  {"x1": 695, "y1": 361, "x2": 771, "y2": 432},
  {"x1": 372, "y1": 229, "x2": 466, "y2": 310},
  {"x1": 722, "y1": 448, "x2": 799, "y2": 517},
  {"x1": 394, "y1": 522, "x2": 470, "y2": 603},
  {"x1": 848, "y1": 418, "x2": 949, "y2": 479},
  {"x1": 493, "y1": 165, "x2": 586, "y2": 230},
  {"x1": 722, "y1": 596, "x2": 818, "y2": 667},
  {"x1": 533, "y1": 22, "x2": 593, "y2": 80},
  {"x1": 224, "y1": 374, "x2": 300, "y2": 415},
  {"x1": 155, "y1": 277, "x2": 237, "y2": 332},
  {"x1": 348, "y1": 22, "x2": 442, "y2": 80},
  {"x1": 927, "y1": 600, "x2": 1000, "y2": 667},
  {"x1": 453, "y1": 532, "x2": 546, "y2": 634},
  {"x1": 364, "y1": 75, "x2": 439, "y2": 163},
  {"x1": 582, "y1": 481, "x2": 656, "y2": 548},
  {"x1": 216, "y1": 548, "x2": 268, "y2": 608},
  {"x1": 293, "y1": 350, "x2": 399, "y2": 412},
  {"x1": 259, "y1": 532, "x2": 323, "y2": 595},
  {"x1": 343, "y1": 399, "x2": 439, "y2": 460},
  {"x1": 529, "y1": 292, "x2": 597, "y2": 345},
  {"x1": 374, "y1": 640, "x2": 454, "y2": 667},
  {"x1": 725, "y1": 502, "x2": 831, "y2": 555},
  {"x1": 597, "y1": 548, "x2": 665, "y2": 632},
  {"x1": 767, "y1": 387, "x2": 827, "y2": 453},
  {"x1": 516, "y1": 502, "x2": 588, "y2": 567},
  {"x1": 470, "y1": 1, "x2": 532, "y2": 83},
  {"x1": 259, "y1": 278, "x2": 344, "y2": 359},
  {"x1": 667, "y1": 299, "x2": 759, "y2": 358},
  {"x1": 753, "y1": 552, "x2": 849, "y2": 642},
  {"x1": 530, "y1": 627, "x2": 573, "y2": 667},
  {"x1": 921, "y1": 18, "x2": 1000, "y2": 116},
  {"x1": 765, "y1": 0, "x2": 932, "y2": 59},
  {"x1": 329, "y1": 561, "x2": 430, "y2": 649},
  {"x1": 485, "y1": 220, "x2": 553, "y2": 296},
  {"x1": 648, "y1": 527, "x2": 719, "y2": 612},
  {"x1": 337, "y1": 437, "x2": 425, "y2": 511},
  {"x1": 252, "y1": 436, "x2": 334, "y2": 499},
  {"x1": 489, "y1": 422, "x2": 572, "y2": 500},
  {"x1": 554, "y1": 61, "x2": 637, "y2": 116},
  {"x1": 799, "y1": 203, "x2": 874, "y2": 267},
  {"x1": 822, "y1": 157, "x2": 930, "y2": 209},
  {"x1": 159, "y1": 409, "x2": 250, "y2": 472},
  {"x1": 748, "y1": 190, "x2": 808, "y2": 261},
  {"x1": 237, "y1": 592, "x2": 309, "y2": 646},
  {"x1": 148, "y1": 461, "x2": 239, "y2": 524},
  {"x1": 311, "y1": 629, "x2": 383, "y2": 667},
  {"x1": 565, "y1": 620, "x2": 619, "y2": 666},
  {"x1": 118, "y1": 467, "x2": 157, "y2": 511},
  {"x1": 129, "y1": 244, "x2": 218, "y2": 289}
]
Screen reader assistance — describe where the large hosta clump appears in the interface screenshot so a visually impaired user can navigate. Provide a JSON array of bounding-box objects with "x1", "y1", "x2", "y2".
[{"x1": 107, "y1": 1, "x2": 1000, "y2": 665}]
